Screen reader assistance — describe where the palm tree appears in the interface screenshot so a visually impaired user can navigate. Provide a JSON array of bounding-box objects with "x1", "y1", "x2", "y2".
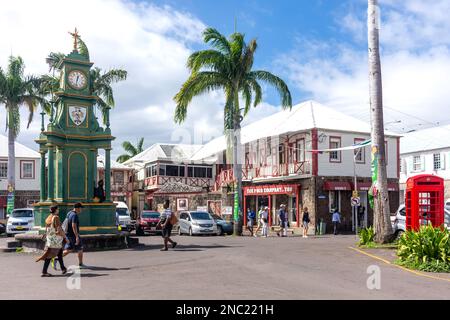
[
  {"x1": 368, "y1": 0, "x2": 393, "y2": 243},
  {"x1": 0, "y1": 56, "x2": 46, "y2": 212},
  {"x1": 116, "y1": 138, "x2": 145, "y2": 163},
  {"x1": 43, "y1": 37, "x2": 127, "y2": 124},
  {"x1": 174, "y1": 28, "x2": 292, "y2": 235}
]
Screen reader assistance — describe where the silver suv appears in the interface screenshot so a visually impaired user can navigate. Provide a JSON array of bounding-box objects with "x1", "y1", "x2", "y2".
[{"x1": 178, "y1": 211, "x2": 217, "y2": 236}]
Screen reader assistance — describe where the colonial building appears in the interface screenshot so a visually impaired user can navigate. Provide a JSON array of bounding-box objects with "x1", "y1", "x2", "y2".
[
  {"x1": 400, "y1": 125, "x2": 450, "y2": 203},
  {"x1": 191, "y1": 100, "x2": 401, "y2": 233},
  {"x1": 97, "y1": 154, "x2": 133, "y2": 210},
  {"x1": 124, "y1": 143, "x2": 220, "y2": 216},
  {"x1": 0, "y1": 134, "x2": 41, "y2": 218}
]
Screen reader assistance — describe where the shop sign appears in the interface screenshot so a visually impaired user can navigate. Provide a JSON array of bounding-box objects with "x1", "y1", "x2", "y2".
[{"x1": 244, "y1": 184, "x2": 297, "y2": 196}]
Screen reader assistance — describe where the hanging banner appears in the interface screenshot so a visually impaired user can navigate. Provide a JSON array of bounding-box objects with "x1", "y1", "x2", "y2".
[
  {"x1": 233, "y1": 186, "x2": 239, "y2": 223},
  {"x1": 307, "y1": 139, "x2": 371, "y2": 153},
  {"x1": 7, "y1": 192, "x2": 14, "y2": 216},
  {"x1": 369, "y1": 145, "x2": 379, "y2": 209}
]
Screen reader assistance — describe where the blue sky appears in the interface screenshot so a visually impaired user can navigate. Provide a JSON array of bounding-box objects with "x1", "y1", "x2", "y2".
[
  {"x1": 1, "y1": 0, "x2": 450, "y2": 158},
  {"x1": 147, "y1": 0, "x2": 367, "y2": 104}
]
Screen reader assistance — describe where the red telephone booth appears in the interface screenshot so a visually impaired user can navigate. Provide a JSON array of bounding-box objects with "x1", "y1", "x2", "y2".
[{"x1": 405, "y1": 174, "x2": 444, "y2": 231}]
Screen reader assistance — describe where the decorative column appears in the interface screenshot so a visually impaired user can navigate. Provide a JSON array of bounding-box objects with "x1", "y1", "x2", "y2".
[
  {"x1": 40, "y1": 151, "x2": 47, "y2": 202},
  {"x1": 47, "y1": 144, "x2": 55, "y2": 201},
  {"x1": 105, "y1": 148, "x2": 111, "y2": 202}
]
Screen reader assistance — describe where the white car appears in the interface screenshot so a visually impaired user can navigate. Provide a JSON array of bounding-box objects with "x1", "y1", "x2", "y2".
[
  {"x1": 114, "y1": 201, "x2": 134, "y2": 231},
  {"x1": 6, "y1": 208, "x2": 34, "y2": 236},
  {"x1": 391, "y1": 204, "x2": 450, "y2": 238}
]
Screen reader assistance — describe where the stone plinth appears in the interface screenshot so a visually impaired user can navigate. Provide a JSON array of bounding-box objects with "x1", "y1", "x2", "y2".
[{"x1": 15, "y1": 232, "x2": 139, "y2": 252}]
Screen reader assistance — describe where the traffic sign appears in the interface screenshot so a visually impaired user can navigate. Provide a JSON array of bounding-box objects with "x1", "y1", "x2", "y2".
[{"x1": 351, "y1": 197, "x2": 360, "y2": 207}]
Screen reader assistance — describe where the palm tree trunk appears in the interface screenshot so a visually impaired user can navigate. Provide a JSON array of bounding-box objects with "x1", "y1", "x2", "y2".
[
  {"x1": 7, "y1": 118, "x2": 16, "y2": 212},
  {"x1": 232, "y1": 89, "x2": 243, "y2": 236},
  {"x1": 368, "y1": 0, "x2": 393, "y2": 243}
]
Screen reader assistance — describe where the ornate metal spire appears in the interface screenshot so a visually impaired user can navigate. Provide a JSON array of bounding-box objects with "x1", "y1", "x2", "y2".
[{"x1": 68, "y1": 28, "x2": 80, "y2": 52}]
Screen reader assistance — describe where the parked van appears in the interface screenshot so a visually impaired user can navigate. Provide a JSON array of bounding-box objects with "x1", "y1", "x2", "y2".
[{"x1": 114, "y1": 201, "x2": 134, "y2": 232}]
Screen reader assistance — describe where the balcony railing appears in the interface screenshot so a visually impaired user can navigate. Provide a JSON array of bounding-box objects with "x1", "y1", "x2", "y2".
[
  {"x1": 213, "y1": 161, "x2": 311, "y2": 192},
  {"x1": 143, "y1": 176, "x2": 213, "y2": 190}
]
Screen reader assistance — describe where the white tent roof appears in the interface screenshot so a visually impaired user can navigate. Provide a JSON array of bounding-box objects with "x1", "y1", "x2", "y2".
[
  {"x1": 400, "y1": 124, "x2": 450, "y2": 154},
  {"x1": 123, "y1": 143, "x2": 204, "y2": 166},
  {"x1": 191, "y1": 100, "x2": 400, "y2": 161},
  {"x1": 0, "y1": 134, "x2": 40, "y2": 158},
  {"x1": 97, "y1": 154, "x2": 131, "y2": 170}
]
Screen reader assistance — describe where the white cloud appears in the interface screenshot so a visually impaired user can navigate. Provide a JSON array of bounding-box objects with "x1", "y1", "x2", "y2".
[
  {"x1": 278, "y1": 0, "x2": 450, "y2": 134},
  {"x1": 0, "y1": 0, "x2": 226, "y2": 159}
]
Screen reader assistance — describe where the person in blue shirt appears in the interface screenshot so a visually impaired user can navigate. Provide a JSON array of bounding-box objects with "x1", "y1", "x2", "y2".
[
  {"x1": 246, "y1": 208, "x2": 256, "y2": 236},
  {"x1": 63, "y1": 202, "x2": 85, "y2": 268},
  {"x1": 277, "y1": 204, "x2": 288, "y2": 237},
  {"x1": 332, "y1": 209, "x2": 341, "y2": 235}
]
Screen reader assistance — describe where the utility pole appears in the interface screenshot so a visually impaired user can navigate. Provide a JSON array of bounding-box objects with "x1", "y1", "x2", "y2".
[{"x1": 368, "y1": 0, "x2": 394, "y2": 243}]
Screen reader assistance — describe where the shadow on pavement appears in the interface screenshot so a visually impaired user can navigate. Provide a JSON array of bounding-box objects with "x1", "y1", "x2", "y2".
[
  {"x1": 129, "y1": 243, "x2": 241, "y2": 252},
  {"x1": 81, "y1": 266, "x2": 131, "y2": 271}
]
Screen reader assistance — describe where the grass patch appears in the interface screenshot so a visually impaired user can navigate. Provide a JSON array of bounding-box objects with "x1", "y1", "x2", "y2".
[
  {"x1": 394, "y1": 258, "x2": 450, "y2": 273},
  {"x1": 359, "y1": 242, "x2": 398, "y2": 249}
]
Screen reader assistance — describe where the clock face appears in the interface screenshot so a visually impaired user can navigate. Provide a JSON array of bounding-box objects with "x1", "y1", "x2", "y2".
[{"x1": 68, "y1": 70, "x2": 87, "y2": 90}]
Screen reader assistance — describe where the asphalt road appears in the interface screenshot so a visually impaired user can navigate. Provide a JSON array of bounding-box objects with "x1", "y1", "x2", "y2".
[{"x1": 0, "y1": 234, "x2": 449, "y2": 300}]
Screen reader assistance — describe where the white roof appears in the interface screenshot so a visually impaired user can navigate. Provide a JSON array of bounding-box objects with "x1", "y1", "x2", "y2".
[
  {"x1": 191, "y1": 100, "x2": 400, "y2": 161},
  {"x1": 123, "y1": 143, "x2": 203, "y2": 166},
  {"x1": 400, "y1": 124, "x2": 450, "y2": 154},
  {"x1": 0, "y1": 134, "x2": 40, "y2": 158},
  {"x1": 97, "y1": 154, "x2": 131, "y2": 170}
]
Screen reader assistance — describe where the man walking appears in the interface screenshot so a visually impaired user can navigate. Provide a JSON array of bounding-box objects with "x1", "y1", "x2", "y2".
[
  {"x1": 261, "y1": 207, "x2": 269, "y2": 238},
  {"x1": 157, "y1": 200, "x2": 177, "y2": 251},
  {"x1": 277, "y1": 204, "x2": 288, "y2": 237},
  {"x1": 63, "y1": 203, "x2": 85, "y2": 268},
  {"x1": 332, "y1": 209, "x2": 341, "y2": 235},
  {"x1": 246, "y1": 208, "x2": 256, "y2": 236}
]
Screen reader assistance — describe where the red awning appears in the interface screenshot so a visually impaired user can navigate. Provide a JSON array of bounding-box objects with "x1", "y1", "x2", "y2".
[
  {"x1": 356, "y1": 182, "x2": 372, "y2": 191},
  {"x1": 388, "y1": 183, "x2": 399, "y2": 191},
  {"x1": 353, "y1": 182, "x2": 398, "y2": 191},
  {"x1": 323, "y1": 181, "x2": 352, "y2": 191}
]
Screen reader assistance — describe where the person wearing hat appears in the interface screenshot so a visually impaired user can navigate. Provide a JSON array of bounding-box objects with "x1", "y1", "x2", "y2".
[
  {"x1": 277, "y1": 204, "x2": 288, "y2": 237},
  {"x1": 63, "y1": 202, "x2": 85, "y2": 268}
]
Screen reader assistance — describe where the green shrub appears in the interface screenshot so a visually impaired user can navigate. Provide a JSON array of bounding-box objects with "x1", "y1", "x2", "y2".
[
  {"x1": 396, "y1": 224, "x2": 450, "y2": 273},
  {"x1": 358, "y1": 227, "x2": 375, "y2": 246}
]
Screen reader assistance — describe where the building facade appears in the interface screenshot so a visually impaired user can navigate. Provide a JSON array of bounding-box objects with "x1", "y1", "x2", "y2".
[
  {"x1": 400, "y1": 125, "x2": 450, "y2": 203},
  {"x1": 124, "y1": 144, "x2": 217, "y2": 217},
  {"x1": 192, "y1": 100, "x2": 401, "y2": 233},
  {"x1": 0, "y1": 135, "x2": 41, "y2": 218}
]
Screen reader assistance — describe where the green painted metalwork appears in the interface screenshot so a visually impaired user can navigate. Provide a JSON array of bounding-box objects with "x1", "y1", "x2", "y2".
[{"x1": 34, "y1": 38, "x2": 116, "y2": 235}]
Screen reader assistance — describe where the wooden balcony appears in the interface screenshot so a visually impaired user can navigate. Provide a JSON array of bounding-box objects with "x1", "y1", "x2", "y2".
[
  {"x1": 213, "y1": 162, "x2": 311, "y2": 192},
  {"x1": 143, "y1": 175, "x2": 213, "y2": 190}
]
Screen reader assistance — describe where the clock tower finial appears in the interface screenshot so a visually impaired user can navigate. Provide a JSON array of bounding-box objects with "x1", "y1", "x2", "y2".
[{"x1": 68, "y1": 28, "x2": 80, "y2": 52}]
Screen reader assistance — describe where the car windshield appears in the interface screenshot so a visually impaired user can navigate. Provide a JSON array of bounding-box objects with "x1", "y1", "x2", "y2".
[
  {"x1": 142, "y1": 212, "x2": 160, "y2": 219},
  {"x1": 11, "y1": 210, "x2": 33, "y2": 218},
  {"x1": 117, "y1": 208, "x2": 129, "y2": 216},
  {"x1": 191, "y1": 212, "x2": 212, "y2": 220}
]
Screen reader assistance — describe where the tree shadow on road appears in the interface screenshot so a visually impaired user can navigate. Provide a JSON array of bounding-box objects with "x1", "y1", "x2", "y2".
[
  {"x1": 80, "y1": 265, "x2": 131, "y2": 271},
  {"x1": 128, "y1": 243, "x2": 241, "y2": 252}
]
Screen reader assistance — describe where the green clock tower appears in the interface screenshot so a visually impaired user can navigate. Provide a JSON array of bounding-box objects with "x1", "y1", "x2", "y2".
[{"x1": 33, "y1": 30, "x2": 117, "y2": 235}]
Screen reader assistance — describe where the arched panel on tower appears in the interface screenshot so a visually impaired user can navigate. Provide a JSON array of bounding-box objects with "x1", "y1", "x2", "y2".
[{"x1": 68, "y1": 151, "x2": 87, "y2": 200}]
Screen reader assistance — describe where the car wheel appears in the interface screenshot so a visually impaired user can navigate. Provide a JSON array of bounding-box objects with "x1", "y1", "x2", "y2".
[
  {"x1": 189, "y1": 227, "x2": 193, "y2": 236},
  {"x1": 216, "y1": 226, "x2": 223, "y2": 236}
]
